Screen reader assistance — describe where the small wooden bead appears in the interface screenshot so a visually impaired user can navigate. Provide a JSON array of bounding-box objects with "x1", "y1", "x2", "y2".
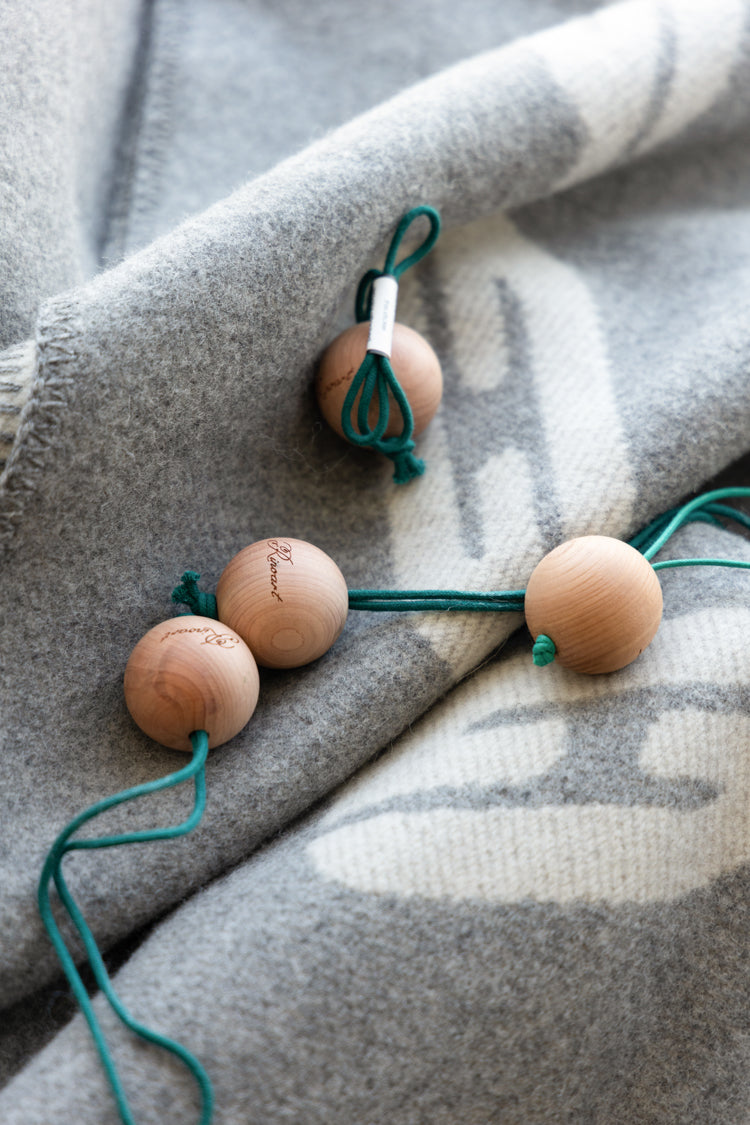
[
  {"x1": 315, "y1": 322, "x2": 443, "y2": 441},
  {"x1": 124, "y1": 616, "x2": 260, "y2": 751},
  {"x1": 524, "y1": 536, "x2": 663, "y2": 675},
  {"x1": 216, "y1": 538, "x2": 348, "y2": 669}
]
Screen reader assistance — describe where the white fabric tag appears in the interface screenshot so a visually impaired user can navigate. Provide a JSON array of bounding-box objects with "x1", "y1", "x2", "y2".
[{"x1": 367, "y1": 275, "x2": 398, "y2": 357}]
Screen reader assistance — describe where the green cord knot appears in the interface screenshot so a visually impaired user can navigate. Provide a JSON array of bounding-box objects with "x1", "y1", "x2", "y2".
[
  {"x1": 171, "y1": 571, "x2": 219, "y2": 620},
  {"x1": 391, "y1": 446, "x2": 425, "y2": 485},
  {"x1": 533, "y1": 634, "x2": 556, "y2": 667},
  {"x1": 343, "y1": 205, "x2": 440, "y2": 485}
]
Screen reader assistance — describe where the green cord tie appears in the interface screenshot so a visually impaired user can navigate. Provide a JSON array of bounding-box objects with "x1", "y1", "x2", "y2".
[
  {"x1": 172, "y1": 570, "x2": 218, "y2": 619},
  {"x1": 532, "y1": 634, "x2": 556, "y2": 666},
  {"x1": 38, "y1": 731, "x2": 213, "y2": 1125},
  {"x1": 342, "y1": 205, "x2": 441, "y2": 484}
]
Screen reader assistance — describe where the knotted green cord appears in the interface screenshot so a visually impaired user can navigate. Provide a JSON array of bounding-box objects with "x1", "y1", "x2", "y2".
[
  {"x1": 341, "y1": 205, "x2": 441, "y2": 484},
  {"x1": 38, "y1": 730, "x2": 213, "y2": 1125},
  {"x1": 532, "y1": 634, "x2": 556, "y2": 667},
  {"x1": 172, "y1": 570, "x2": 219, "y2": 619}
]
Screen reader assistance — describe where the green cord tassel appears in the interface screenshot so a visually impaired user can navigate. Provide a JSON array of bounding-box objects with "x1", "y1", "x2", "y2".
[{"x1": 342, "y1": 205, "x2": 440, "y2": 484}]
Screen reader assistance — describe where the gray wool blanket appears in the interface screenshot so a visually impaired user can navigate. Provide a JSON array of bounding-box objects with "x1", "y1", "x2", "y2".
[{"x1": 2, "y1": 0, "x2": 750, "y2": 1121}]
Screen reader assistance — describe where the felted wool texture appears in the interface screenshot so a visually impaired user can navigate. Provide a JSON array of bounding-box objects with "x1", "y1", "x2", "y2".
[
  {"x1": 3, "y1": 520, "x2": 749, "y2": 1124},
  {"x1": 2, "y1": 0, "x2": 750, "y2": 1113},
  {"x1": 0, "y1": 0, "x2": 144, "y2": 349},
  {"x1": 115, "y1": 0, "x2": 613, "y2": 258},
  {"x1": 1, "y1": 0, "x2": 750, "y2": 1011}
]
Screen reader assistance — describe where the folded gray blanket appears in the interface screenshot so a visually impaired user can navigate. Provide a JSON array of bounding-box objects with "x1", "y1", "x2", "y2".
[{"x1": 1, "y1": 0, "x2": 749, "y2": 1121}]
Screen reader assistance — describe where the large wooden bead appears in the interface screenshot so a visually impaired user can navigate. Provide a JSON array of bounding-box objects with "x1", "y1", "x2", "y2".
[
  {"x1": 216, "y1": 538, "x2": 348, "y2": 669},
  {"x1": 315, "y1": 322, "x2": 443, "y2": 441},
  {"x1": 524, "y1": 536, "x2": 663, "y2": 674},
  {"x1": 124, "y1": 616, "x2": 260, "y2": 751}
]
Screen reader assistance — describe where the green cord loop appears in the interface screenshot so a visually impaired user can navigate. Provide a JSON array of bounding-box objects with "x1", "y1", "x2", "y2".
[
  {"x1": 38, "y1": 731, "x2": 214, "y2": 1125},
  {"x1": 343, "y1": 205, "x2": 441, "y2": 484},
  {"x1": 639, "y1": 487, "x2": 750, "y2": 561},
  {"x1": 354, "y1": 205, "x2": 441, "y2": 320}
]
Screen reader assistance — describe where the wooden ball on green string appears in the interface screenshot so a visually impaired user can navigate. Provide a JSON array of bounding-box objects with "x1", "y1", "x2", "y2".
[
  {"x1": 216, "y1": 538, "x2": 349, "y2": 669},
  {"x1": 524, "y1": 536, "x2": 663, "y2": 674},
  {"x1": 315, "y1": 204, "x2": 443, "y2": 484},
  {"x1": 124, "y1": 615, "x2": 260, "y2": 750}
]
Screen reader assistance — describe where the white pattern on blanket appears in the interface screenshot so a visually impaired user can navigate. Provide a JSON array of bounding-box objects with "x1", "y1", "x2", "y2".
[{"x1": 310, "y1": 605, "x2": 750, "y2": 904}]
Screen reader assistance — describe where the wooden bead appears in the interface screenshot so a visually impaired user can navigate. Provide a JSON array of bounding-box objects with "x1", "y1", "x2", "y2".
[
  {"x1": 315, "y1": 322, "x2": 443, "y2": 441},
  {"x1": 524, "y1": 536, "x2": 663, "y2": 674},
  {"x1": 216, "y1": 538, "x2": 348, "y2": 669},
  {"x1": 124, "y1": 616, "x2": 260, "y2": 751}
]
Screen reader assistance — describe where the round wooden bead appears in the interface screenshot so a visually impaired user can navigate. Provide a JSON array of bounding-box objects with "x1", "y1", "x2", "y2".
[
  {"x1": 524, "y1": 536, "x2": 663, "y2": 675},
  {"x1": 216, "y1": 538, "x2": 348, "y2": 669},
  {"x1": 124, "y1": 615, "x2": 260, "y2": 751},
  {"x1": 315, "y1": 322, "x2": 443, "y2": 441}
]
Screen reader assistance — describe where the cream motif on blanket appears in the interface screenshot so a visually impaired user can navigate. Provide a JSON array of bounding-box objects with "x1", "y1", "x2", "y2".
[
  {"x1": 533, "y1": 0, "x2": 746, "y2": 191},
  {"x1": 391, "y1": 213, "x2": 636, "y2": 674},
  {"x1": 308, "y1": 606, "x2": 750, "y2": 904}
]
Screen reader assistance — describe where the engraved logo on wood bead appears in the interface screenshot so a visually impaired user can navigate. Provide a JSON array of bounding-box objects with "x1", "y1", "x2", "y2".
[
  {"x1": 266, "y1": 539, "x2": 294, "y2": 602},
  {"x1": 317, "y1": 369, "x2": 354, "y2": 402},
  {"x1": 124, "y1": 615, "x2": 259, "y2": 751},
  {"x1": 159, "y1": 625, "x2": 240, "y2": 648}
]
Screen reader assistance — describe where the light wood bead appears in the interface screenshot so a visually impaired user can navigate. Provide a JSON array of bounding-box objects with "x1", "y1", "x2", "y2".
[
  {"x1": 124, "y1": 616, "x2": 260, "y2": 751},
  {"x1": 216, "y1": 538, "x2": 348, "y2": 669},
  {"x1": 524, "y1": 536, "x2": 663, "y2": 675},
  {"x1": 315, "y1": 322, "x2": 443, "y2": 441}
]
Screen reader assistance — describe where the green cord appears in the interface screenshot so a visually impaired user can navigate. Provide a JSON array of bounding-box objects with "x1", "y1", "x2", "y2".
[
  {"x1": 627, "y1": 506, "x2": 722, "y2": 552},
  {"x1": 652, "y1": 556, "x2": 750, "y2": 572},
  {"x1": 641, "y1": 486, "x2": 750, "y2": 562},
  {"x1": 38, "y1": 730, "x2": 213, "y2": 1125},
  {"x1": 347, "y1": 588, "x2": 526, "y2": 612},
  {"x1": 341, "y1": 205, "x2": 441, "y2": 484}
]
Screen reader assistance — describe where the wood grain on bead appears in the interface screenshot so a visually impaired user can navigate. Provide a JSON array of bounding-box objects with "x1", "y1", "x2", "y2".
[
  {"x1": 315, "y1": 322, "x2": 443, "y2": 440},
  {"x1": 124, "y1": 616, "x2": 260, "y2": 751},
  {"x1": 216, "y1": 538, "x2": 348, "y2": 669},
  {"x1": 524, "y1": 536, "x2": 663, "y2": 674}
]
